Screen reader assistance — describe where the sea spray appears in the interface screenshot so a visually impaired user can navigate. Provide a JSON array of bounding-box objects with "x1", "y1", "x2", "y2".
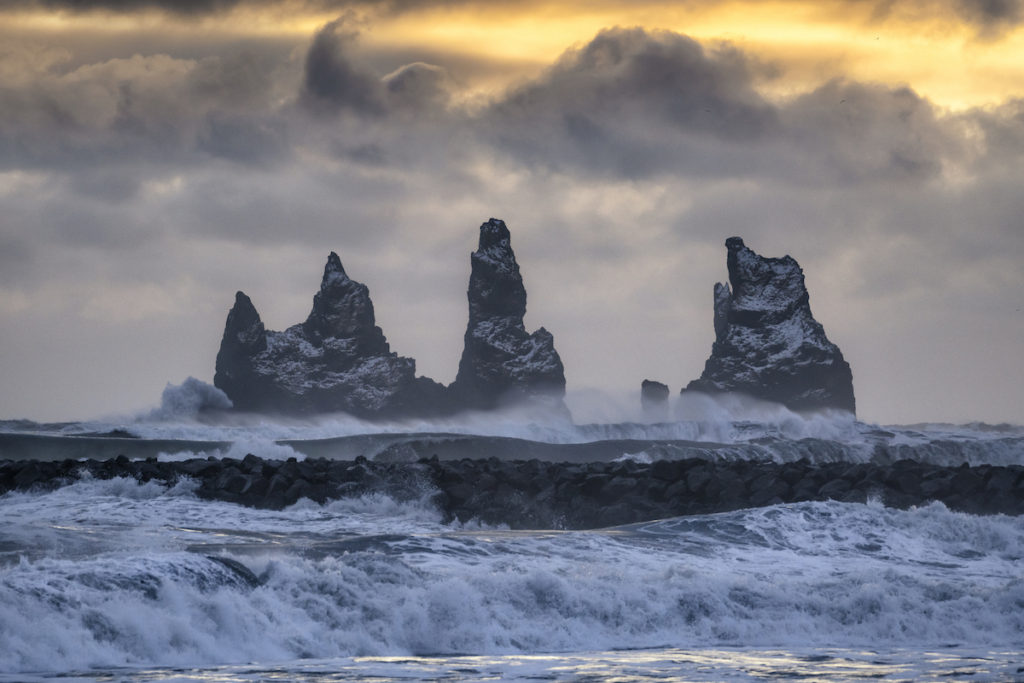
[{"x1": 2, "y1": 487, "x2": 1022, "y2": 674}]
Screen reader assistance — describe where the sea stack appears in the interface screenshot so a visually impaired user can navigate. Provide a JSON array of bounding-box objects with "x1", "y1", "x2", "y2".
[
  {"x1": 450, "y1": 218, "x2": 566, "y2": 411},
  {"x1": 214, "y1": 253, "x2": 446, "y2": 417},
  {"x1": 684, "y1": 237, "x2": 856, "y2": 414},
  {"x1": 641, "y1": 380, "x2": 670, "y2": 419}
]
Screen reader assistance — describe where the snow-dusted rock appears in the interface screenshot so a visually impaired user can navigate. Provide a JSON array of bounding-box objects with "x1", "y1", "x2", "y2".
[
  {"x1": 451, "y1": 218, "x2": 566, "y2": 411},
  {"x1": 684, "y1": 237, "x2": 856, "y2": 414},
  {"x1": 214, "y1": 253, "x2": 447, "y2": 417}
]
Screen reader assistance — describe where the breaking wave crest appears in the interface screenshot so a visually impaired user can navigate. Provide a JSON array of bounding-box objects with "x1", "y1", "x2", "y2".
[
  {"x1": 1, "y1": 498, "x2": 1021, "y2": 674},
  {"x1": 148, "y1": 377, "x2": 232, "y2": 421}
]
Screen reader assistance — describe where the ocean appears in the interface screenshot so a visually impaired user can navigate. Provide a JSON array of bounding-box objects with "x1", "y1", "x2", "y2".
[{"x1": 1, "y1": 401, "x2": 1022, "y2": 682}]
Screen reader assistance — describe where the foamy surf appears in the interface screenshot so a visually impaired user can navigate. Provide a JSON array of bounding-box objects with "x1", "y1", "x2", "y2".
[
  {"x1": 1, "y1": 407, "x2": 1022, "y2": 681},
  {"x1": 1, "y1": 472, "x2": 1022, "y2": 677}
]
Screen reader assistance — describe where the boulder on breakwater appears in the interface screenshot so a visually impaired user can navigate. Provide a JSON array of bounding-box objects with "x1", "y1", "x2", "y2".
[{"x1": 1, "y1": 455, "x2": 1021, "y2": 529}]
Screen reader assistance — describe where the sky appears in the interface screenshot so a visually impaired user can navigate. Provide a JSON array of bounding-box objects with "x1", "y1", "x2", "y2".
[{"x1": 0, "y1": 0, "x2": 1022, "y2": 425}]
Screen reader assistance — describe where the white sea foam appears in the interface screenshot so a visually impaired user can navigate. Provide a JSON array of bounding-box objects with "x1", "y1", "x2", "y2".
[
  {"x1": 2, "y1": 482, "x2": 1022, "y2": 675},
  {"x1": 2, "y1": 400, "x2": 1021, "y2": 467},
  {"x1": 157, "y1": 438, "x2": 306, "y2": 462},
  {"x1": 147, "y1": 377, "x2": 233, "y2": 420},
  {"x1": 614, "y1": 451, "x2": 654, "y2": 464}
]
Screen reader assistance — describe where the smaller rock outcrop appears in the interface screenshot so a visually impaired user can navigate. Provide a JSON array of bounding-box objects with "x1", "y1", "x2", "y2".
[
  {"x1": 451, "y1": 218, "x2": 566, "y2": 411},
  {"x1": 641, "y1": 380, "x2": 670, "y2": 419},
  {"x1": 214, "y1": 253, "x2": 446, "y2": 417},
  {"x1": 684, "y1": 237, "x2": 856, "y2": 413},
  {"x1": 214, "y1": 292, "x2": 268, "y2": 407}
]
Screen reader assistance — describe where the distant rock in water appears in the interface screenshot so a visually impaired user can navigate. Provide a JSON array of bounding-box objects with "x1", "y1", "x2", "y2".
[
  {"x1": 684, "y1": 237, "x2": 856, "y2": 414},
  {"x1": 451, "y1": 218, "x2": 566, "y2": 411},
  {"x1": 214, "y1": 253, "x2": 447, "y2": 417},
  {"x1": 641, "y1": 380, "x2": 670, "y2": 418}
]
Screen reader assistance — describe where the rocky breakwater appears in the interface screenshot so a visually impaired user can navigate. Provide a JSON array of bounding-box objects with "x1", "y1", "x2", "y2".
[
  {"x1": 450, "y1": 218, "x2": 566, "y2": 412},
  {"x1": 214, "y1": 253, "x2": 447, "y2": 418},
  {"x1": 3, "y1": 455, "x2": 1021, "y2": 529},
  {"x1": 685, "y1": 237, "x2": 856, "y2": 413}
]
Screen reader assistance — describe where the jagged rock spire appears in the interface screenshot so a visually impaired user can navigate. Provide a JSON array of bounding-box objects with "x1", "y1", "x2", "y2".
[
  {"x1": 302, "y1": 251, "x2": 388, "y2": 354},
  {"x1": 213, "y1": 292, "x2": 268, "y2": 410},
  {"x1": 213, "y1": 223, "x2": 566, "y2": 418},
  {"x1": 685, "y1": 237, "x2": 856, "y2": 414},
  {"x1": 452, "y1": 218, "x2": 566, "y2": 411},
  {"x1": 213, "y1": 252, "x2": 443, "y2": 417}
]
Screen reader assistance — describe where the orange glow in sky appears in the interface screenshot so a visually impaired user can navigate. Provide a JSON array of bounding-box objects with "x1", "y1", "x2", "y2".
[{"x1": 2, "y1": 1, "x2": 1022, "y2": 109}]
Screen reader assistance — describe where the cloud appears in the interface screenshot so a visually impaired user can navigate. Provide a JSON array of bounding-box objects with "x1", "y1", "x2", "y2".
[
  {"x1": 383, "y1": 61, "x2": 452, "y2": 111},
  {"x1": 10, "y1": 0, "x2": 1024, "y2": 40},
  {"x1": 299, "y1": 15, "x2": 454, "y2": 117},
  {"x1": 300, "y1": 16, "x2": 386, "y2": 115},
  {"x1": 1, "y1": 20, "x2": 1023, "y2": 421},
  {"x1": 476, "y1": 27, "x2": 963, "y2": 186},
  {"x1": 0, "y1": 42, "x2": 297, "y2": 183},
  {"x1": 8, "y1": 0, "x2": 244, "y2": 13},
  {"x1": 953, "y1": 0, "x2": 1023, "y2": 36},
  {"x1": 0, "y1": 23, "x2": 997, "y2": 191},
  {"x1": 477, "y1": 28, "x2": 775, "y2": 179},
  {"x1": 3, "y1": 0, "x2": 492, "y2": 16},
  {"x1": 493, "y1": 27, "x2": 776, "y2": 135},
  {"x1": 861, "y1": 0, "x2": 1023, "y2": 37},
  {"x1": 780, "y1": 79, "x2": 966, "y2": 184}
]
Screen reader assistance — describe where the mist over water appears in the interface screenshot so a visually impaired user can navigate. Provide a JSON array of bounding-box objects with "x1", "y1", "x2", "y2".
[
  {"x1": 32, "y1": 378, "x2": 1009, "y2": 450},
  {"x1": 1, "y1": 380, "x2": 1020, "y2": 469}
]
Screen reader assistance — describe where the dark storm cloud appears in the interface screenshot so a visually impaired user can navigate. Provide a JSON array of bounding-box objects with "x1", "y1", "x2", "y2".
[
  {"x1": 953, "y1": 0, "x2": 1023, "y2": 35},
  {"x1": 0, "y1": 43, "x2": 293, "y2": 180},
  {"x1": 862, "y1": 0, "x2": 1023, "y2": 36},
  {"x1": 301, "y1": 17, "x2": 386, "y2": 115},
  {"x1": 780, "y1": 79, "x2": 962, "y2": 184},
  {"x1": 1, "y1": 0, "x2": 490, "y2": 16},
  {"x1": 300, "y1": 17, "x2": 454, "y2": 116},
  {"x1": 495, "y1": 28, "x2": 776, "y2": 138},
  {"x1": 0, "y1": 21, "x2": 984, "y2": 187},
  {"x1": 11, "y1": 0, "x2": 246, "y2": 12},
  {"x1": 481, "y1": 27, "x2": 777, "y2": 178},
  {"x1": 479, "y1": 27, "x2": 959, "y2": 184},
  {"x1": 0, "y1": 21, "x2": 976, "y2": 191}
]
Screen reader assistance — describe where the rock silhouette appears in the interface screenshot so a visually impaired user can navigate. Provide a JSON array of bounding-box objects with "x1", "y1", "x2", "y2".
[
  {"x1": 684, "y1": 237, "x2": 856, "y2": 413},
  {"x1": 214, "y1": 253, "x2": 445, "y2": 417},
  {"x1": 451, "y1": 218, "x2": 566, "y2": 411},
  {"x1": 214, "y1": 218, "x2": 565, "y2": 418},
  {"x1": 641, "y1": 379, "x2": 670, "y2": 419}
]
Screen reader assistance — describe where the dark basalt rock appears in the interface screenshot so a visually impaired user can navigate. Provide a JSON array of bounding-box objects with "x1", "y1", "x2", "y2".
[
  {"x1": 685, "y1": 237, "x2": 856, "y2": 414},
  {"x1": 641, "y1": 380, "x2": 670, "y2": 418},
  {"x1": 2, "y1": 456, "x2": 1022, "y2": 527},
  {"x1": 450, "y1": 218, "x2": 566, "y2": 411},
  {"x1": 214, "y1": 253, "x2": 447, "y2": 418},
  {"x1": 214, "y1": 219, "x2": 564, "y2": 418}
]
